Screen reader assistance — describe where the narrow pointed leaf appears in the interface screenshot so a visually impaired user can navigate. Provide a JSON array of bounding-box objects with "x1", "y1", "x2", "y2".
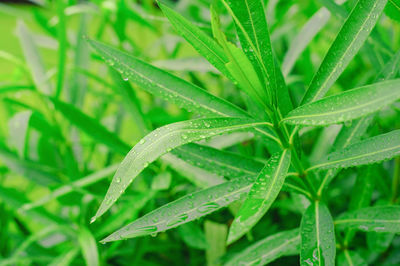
[
  {"x1": 88, "y1": 39, "x2": 247, "y2": 118},
  {"x1": 158, "y1": 2, "x2": 232, "y2": 79},
  {"x1": 101, "y1": 176, "x2": 254, "y2": 242},
  {"x1": 0, "y1": 146, "x2": 60, "y2": 186},
  {"x1": 317, "y1": 49, "x2": 400, "y2": 193},
  {"x1": 225, "y1": 229, "x2": 300, "y2": 266},
  {"x1": 172, "y1": 143, "x2": 264, "y2": 179},
  {"x1": 16, "y1": 21, "x2": 52, "y2": 94},
  {"x1": 78, "y1": 227, "x2": 99, "y2": 266},
  {"x1": 302, "y1": 0, "x2": 388, "y2": 104},
  {"x1": 172, "y1": 144, "x2": 310, "y2": 197},
  {"x1": 300, "y1": 202, "x2": 335, "y2": 266},
  {"x1": 221, "y1": 0, "x2": 275, "y2": 95},
  {"x1": 284, "y1": 79, "x2": 400, "y2": 126},
  {"x1": 210, "y1": 7, "x2": 268, "y2": 109},
  {"x1": 92, "y1": 118, "x2": 271, "y2": 221},
  {"x1": 309, "y1": 129, "x2": 400, "y2": 171},
  {"x1": 21, "y1": 164, "x2": 119, "y2": 211},
  {"x1": 335, "y1": 206, "x2": 400, "y2": 233},
  {"x1": 205, "y1": 221, "x2": 227, "y2": 266},
  {"x1": 227, "y1": 150, "x2": 291, "y2": 244},
  {"x1": 50, "y1": 98, "x2": 130, "y2": 155}
]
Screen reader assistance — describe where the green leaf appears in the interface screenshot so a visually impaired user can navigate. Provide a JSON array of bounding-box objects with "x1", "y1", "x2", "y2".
[
  {"x1": 8, "y1": 110, "x2": 32, "y2": 157},
  {"x1": 367, "y1": 228, "x2": 395, "y2": 252},
  {"x1": 309, "y1": 129, "x2": 400, "y2": 171},
  {"x1": 78, "y1": 227, "x2": 99, "y2": 266},
  {"x1": 225, "y1": 229, "x2": 300, "y2": 266},
  {"x1": 385, "y1": 0, "x2": 400, "y2": 21},
  {"x1": 158, "y1": 2, "x2": 232, "y2": 80},
  {"x1": 221, "y1": 0, "x2": 275, "y2": 99},
  {"x1": 227, "y1": 150, "x2": 291, "y2": 244},
  {"x1": 92, "y1": 118, "x2": 271, "y2": 222},
  {"x1": 335, "y1": 206, "x2": 400, "y2": 233},
  {"x1": 210, "y1": 6, "x2": 268, "y2": 110},
  {"x1": 316, "y1": 49, "x2": 400, "y2": 194},
  {"x1": 88, "y1": 39, "x2": 248, "y2": 118},
  {"x1": 55, "y1": 0, "x2": 67, "y2": 98},
  {"x1": 300, "y1": 202, "x2": 335, "y2": 266},
  {"x1": 376, "y1": 50, "x2": 400, "y2": 81},
  {"x1": 0, "y1": 146, "x2": 60, "y2": 186},
  {"x1": 100, "y1": 175, "x2": 254, "y2": 242},
  {"x1": 16, "y1": 21, "x2": 52, "y2": 95},
  {"x1": 283, "y1": 79, "x2": 400, "y2": 126},
  {"x1": 282, "y1": 7, "x2": 331, "y2": 76},
  {"x1": 172, "y1": 143, "x2": 264, "y2": 179},
  {"x1": 20, "y1": 164, "x2": 119, "y2": 211},
  {"x1": 50, "y1": 98, "x2": 130, "y2": 155},
  {"x1": 301, "y1": 0, "x2": 388, "y2": 104},
  {"x1": 205, "y1": 220, "x2": 227, "y2": 266},
  {"x1": 172, "y1": 144, "x2": 310, "y2": 197},
  {"x1": 0, "y1": 186, "x2": 65, "y2": 226}
]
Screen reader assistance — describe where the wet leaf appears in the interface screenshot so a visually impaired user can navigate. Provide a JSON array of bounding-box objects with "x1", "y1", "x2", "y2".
[
  {"x1": 300, "y1": 202, "x2": 335, "y2": 266},
  {"x1": 284, "y1": 79, "x2": 400, "y2": 126},
  {"x1": 302, "y1": 0, "x2": 388, "y2": 104},
  {"x1": 227, "y1": 150, "x2": 291, "y2": 244}
]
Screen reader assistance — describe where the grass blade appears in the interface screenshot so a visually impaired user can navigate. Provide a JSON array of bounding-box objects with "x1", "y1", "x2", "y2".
[
  {"x1": 300, "y1": 202, "x2": 335, "y2": 266},
  {"x1": 301, "y1": 0, "x2": 388, "y2": 104},
  {"x1": 227, "y1": 150, "x2": 291, "y2": 244},
  {"x1": 335, "y1": 206, "x2": 400, "y2": 233},
  {"x1": 88, "y1": 39, "x2": 248, "y2": 118},
  {"x1": 92, "y1": 118, "x2": 272, "y2": 222},
  {"x1": 309, "y1": 129, "x2": 400, "y2": 171},
  {"x1": 283, "y1": 79, "x2": 400, "y2": 126},
  {"x1": 225, "y1": 229, "x2": 300, "y2": 266},
  {"x1": 100, "y1": 176, "x2": 254, "y2": 242}
]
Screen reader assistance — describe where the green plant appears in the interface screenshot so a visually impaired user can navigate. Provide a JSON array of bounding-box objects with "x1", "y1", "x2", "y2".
[
  {"x1": 86, "y1": 0, "x2": 400, "y2": 264},
  {"x1": 1, "y1": 0, "x2": 400, "y2": 265}
]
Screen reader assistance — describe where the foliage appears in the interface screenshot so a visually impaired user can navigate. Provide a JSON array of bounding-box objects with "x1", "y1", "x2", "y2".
[{"x1": 0, "y1": 0, "x2": 399, "y2": 265}]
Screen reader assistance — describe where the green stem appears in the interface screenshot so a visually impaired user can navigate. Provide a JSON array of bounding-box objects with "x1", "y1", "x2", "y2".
[{"x1": 272, "y1": 111, "x2": 318, "y2": 200}]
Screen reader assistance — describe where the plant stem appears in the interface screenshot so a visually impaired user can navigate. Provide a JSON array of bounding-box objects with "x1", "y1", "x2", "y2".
[{"x1": 272, "y1": 110, "x2": 318, "y2": 200}]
